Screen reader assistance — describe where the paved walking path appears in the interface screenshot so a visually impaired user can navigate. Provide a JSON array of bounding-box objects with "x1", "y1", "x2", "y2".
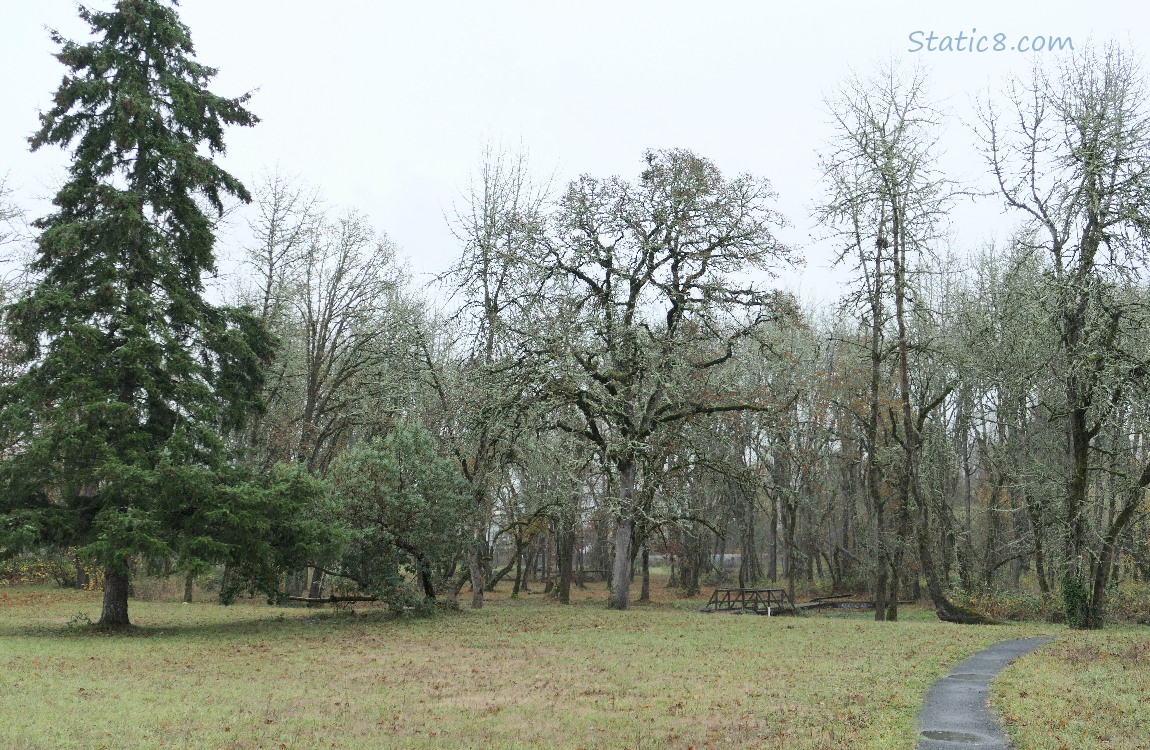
[{"x1": 916, "y1": 637, "x2": 1053, "y2": 749}]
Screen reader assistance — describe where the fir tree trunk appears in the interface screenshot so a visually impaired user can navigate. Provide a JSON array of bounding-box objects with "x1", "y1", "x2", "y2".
[{"x1": 99, "y1": 566, "x2": 131, "y2": 628}]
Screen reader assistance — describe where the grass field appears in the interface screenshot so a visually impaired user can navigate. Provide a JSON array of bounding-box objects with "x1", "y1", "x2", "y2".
[
  {"x1": 0, "y1": 581, "x2": 1144, "y2": 749},
  {"x1": 993, "y1": 628, "x2": 1150, "y2": 749}
]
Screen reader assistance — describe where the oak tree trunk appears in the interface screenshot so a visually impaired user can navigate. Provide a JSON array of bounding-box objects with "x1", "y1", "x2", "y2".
[
  {"x1": 639, "y1": 546, "x2": 650, "y2": 602},
  {"x1": 608, "y1": 459, "x2": 637, "y2": 610},
  {"x1": 468, "y1": 545, "x2": 485, "y2": 609}
]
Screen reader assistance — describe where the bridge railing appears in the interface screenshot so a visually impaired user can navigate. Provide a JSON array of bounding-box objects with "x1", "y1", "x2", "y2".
[{"x1": 702, "y1": 587, "x2": 793, "y2": 615}]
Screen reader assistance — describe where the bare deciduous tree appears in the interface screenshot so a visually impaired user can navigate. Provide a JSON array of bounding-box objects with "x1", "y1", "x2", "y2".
[
  {"x1": 435, "y1": 146, "x2": 549, "y2": 608},
  {"x1": 818, "y1": 63, "x2": 985, "y2": 623},
  {"x1": 979, "y1": 43, "x2": 1150, "y2": 628}
]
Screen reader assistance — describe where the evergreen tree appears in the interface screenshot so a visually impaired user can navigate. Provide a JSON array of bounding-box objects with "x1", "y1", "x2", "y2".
[
  {"x1": 0, "y1": 0, "x2": 275, "y2": 627},
  {"x1": 325, "y1": 424, "x2": 471, "y2": 612}
]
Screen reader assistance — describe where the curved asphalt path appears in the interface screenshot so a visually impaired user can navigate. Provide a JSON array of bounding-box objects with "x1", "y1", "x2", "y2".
[{"x1": 916, "y1": 637, "x2": 1053, "y2": 749}]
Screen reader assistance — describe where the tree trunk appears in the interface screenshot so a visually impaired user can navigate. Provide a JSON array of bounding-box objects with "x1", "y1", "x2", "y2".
[
  {"x1": 768, "y1": 494, "x2": 779, "y2": 582},
  {"x1": 1084, "y1": 487, "x2": 1143, "y2": 629},
  {"x1": 1061, "y1": 279, "x2": 1096, "y2": 627},
  {"x1": 417, "y1": 554, "x2": 436, "y2": 604},
  {"x1": 785, "y1": 499, "x2": 797, "y2": 606},
  {"x1": 99, "y1": 566, "x2": 131, "y2": 628},
  {"x1": 715, "y1": 527, "x2": 727, "y2": 584},
  {"x1": 542, "y1": 534, "x2": 552, "y2": 592},
  {"x1": 608, "y1": 518, "x2": 633, "y2": 609},
  {"x1": 739, "y1": 489, "x2": 760, "y2": 588},
  {"x1": 1031, "y1": 503, "x2": 1050, "y2": 596},
  {"x1": 485, "y1": 535, "x2": 523, "y2": 592},
  {"x1": 608, "y1": 459, "x2": 637, "y2": 610},
  {"x1": 983, "y1": 484, "x2": 1002, "y2": 589},
  {"x1": 555, "y1": 522, "x2": 574, "y2": 604},
  {"x1": 183, "y1": 572, "x2": 194, "y2": 604},
  {"x1": 886, "y1": 563, "x2": 900, "y2": 622},
  {"x1": 639, "y1": 545, "x2": 650, "y2": 602},
  {"x1": 468, "y1": 544, "x2": 485, "y2": 609},
  {"x1": 307, "y1": 567, "x2": 324, "y2": 602},
  {"x1": 874, "y1": 558, "x2": 888, "y2": 622},
  {"x1": 681, "y1": 534, "x2": 704, "y2": 597},
  {"x1": 915, "y1": 479, "x2": 996, "y2": 624},
  {"x1": 73, "y1": 555, "x2": 90, "y2": 590},
  {"x1": 867, "y1": 234, "x2": 886, "y2": 623},
  {"x1": 961, "y1": 401, "x2": 975, "y2": 593},
  {"x1": 511, "y1": 548, "x2": 523, "y2": 598},
  {"x1": 552, "y1": 498, "x2": 577, "y2": 604},
  {"x1": 887, "y1": 221, "x2": 916, "y2": 625}
]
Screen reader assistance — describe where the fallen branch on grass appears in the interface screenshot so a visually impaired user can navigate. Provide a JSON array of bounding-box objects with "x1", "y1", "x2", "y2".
[{"x1": 286, "y1": 594, "x2": 378, "y2": 604}]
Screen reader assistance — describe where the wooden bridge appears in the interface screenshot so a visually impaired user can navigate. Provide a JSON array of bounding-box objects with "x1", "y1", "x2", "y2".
[{"x1": 701, "y1": 587, "x2": 795, "y2": 616}]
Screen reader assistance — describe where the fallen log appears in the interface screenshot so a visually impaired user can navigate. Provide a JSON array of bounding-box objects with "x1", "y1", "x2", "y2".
[
  {"x1": 934, "y1": 601, "x2": 1001, "y2": 625},
  {"x1": 286, "y1": 594, "x2": 378, "y2": 604}
]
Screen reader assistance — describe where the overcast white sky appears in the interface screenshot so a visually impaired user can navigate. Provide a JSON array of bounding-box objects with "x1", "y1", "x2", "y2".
[{"x1": 1, "y1": 1, "x2": 1146, "y2": 305}]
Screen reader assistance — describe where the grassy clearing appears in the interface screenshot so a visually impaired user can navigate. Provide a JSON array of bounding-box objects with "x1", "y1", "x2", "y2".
[
  {"x1": 992, "y1": 627, "x2": 1150, "y2": 749},
  {"x1": 0, "y1": 582, "x2": 1131, "y2": 750}
]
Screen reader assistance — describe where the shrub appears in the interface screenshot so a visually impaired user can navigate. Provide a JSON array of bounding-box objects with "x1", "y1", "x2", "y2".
[
  {"x1": 949, "y1": 588, "x2": 1062, "y2": 622},
  {"x1": 0, "y1": 548, "x2": 87, "y2": 588},
  {"x1": 1104, "y1": 581, "x2": 1150, "y2": 624}
]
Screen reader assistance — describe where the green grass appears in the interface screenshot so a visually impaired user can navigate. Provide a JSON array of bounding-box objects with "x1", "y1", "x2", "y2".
[
  {"x1": 0, "y1": 583, "x2": 1138, "y2": 749},
  {"x1": 992, "y1": 627, "x2": 1150, "y2": 749}
]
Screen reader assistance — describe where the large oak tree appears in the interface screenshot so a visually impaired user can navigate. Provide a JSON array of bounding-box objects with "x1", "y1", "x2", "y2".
[{"x1": 529, "y1": 149, "x2": 796, "y2": 610}]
